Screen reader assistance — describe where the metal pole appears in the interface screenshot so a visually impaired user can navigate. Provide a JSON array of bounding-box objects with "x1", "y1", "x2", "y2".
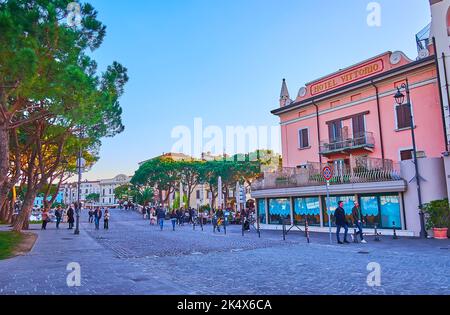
[
  {"x1": 326, "y1": 180, "x2": 332, "y2": 244},
  {"x1": 404, "y1": 81, "x2": 427, "y2": 239},
  {"x1": 74, "y1": 136, "x2": 82, "y2": 236}
]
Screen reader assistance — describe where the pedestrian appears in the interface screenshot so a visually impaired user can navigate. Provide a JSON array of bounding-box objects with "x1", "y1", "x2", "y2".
[
  {"x1": 94, "y1": 207, "x2": 102, "y2": 230},
  {"x1": 176, "y1": 208, "x2": 182, "y2": 226},
  {"x1": 352, "y1": 201, "x2": 367, "y2": 244},
  {"x1": 335, "y1": 201, "x2": 350, "y2": 244},
  {"x1": 55, "y1": 206, "x2": 63, "y2": 229},
  {"x1": 146, "y1": 205, "x2": 151, "y2": 221},
  {"x1": 67, "y1": 205, "x2": 75, "y2": 230},
  {"x1": 104, "y1": 209, "x2": 110, "y2": 230},
  {"x1": 41, "y1": 209, "x2": 50, "y2": 230},
  {"x1": 170, "y1": 210, "x2": 177, "y2": 231},
  {"x1": 157, "y1": 207, "x2": 166, "y2": 231},
  {"x1": 88, "y1": 208, "x2": 94, "y2": 223}
]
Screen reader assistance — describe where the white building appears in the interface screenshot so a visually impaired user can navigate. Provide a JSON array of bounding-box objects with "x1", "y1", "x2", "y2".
[{"x1": 62, "y1": 174, "x2": 131, "y2": 207}]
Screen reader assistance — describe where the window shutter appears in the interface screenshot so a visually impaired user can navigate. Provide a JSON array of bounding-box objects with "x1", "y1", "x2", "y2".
[{"x1": 302, "y1": 129, "x2": 309, "y2": 148}]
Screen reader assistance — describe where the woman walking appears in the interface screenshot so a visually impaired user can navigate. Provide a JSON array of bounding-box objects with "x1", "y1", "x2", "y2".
[
  {"x1": 41, "y1": 209, "x2": 50, "y2": 230},
  {"x1": 104, "y1": 209, "x2": 110, "y2": 230}
]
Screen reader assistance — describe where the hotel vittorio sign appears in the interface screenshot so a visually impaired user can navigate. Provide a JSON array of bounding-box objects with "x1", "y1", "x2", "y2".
[{"x1": 309, "y1": 58, "x2": 385, "y2": 96}]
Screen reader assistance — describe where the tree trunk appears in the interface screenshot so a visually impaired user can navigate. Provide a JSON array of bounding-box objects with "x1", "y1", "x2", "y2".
[
  {"x1": 12, "y1": 188, "x2": 37, "y2": 232},
  {"x1": 0, "y1": 123, "x2": 9, "y2": 189}
]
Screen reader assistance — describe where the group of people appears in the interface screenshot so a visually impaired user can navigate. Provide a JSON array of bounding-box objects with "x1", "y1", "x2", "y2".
[
  {"x1": 88, "y1": 207, "x2": 110, "y2": 230},
  {"x1": 334, "y1": 200, "x2": 367, "y2": 244},
  {"x1": 40, "y1": 204, "x2": 75, "y2": 230}
]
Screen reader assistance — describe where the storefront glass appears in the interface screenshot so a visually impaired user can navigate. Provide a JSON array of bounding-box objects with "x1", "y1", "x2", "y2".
[
  {"x1": 293, "y1": 197, "x2": 321, "y2": 226},
  {"x1": 359, "y1": 194, "x2": 402, "y2": 229},
  {"x1": 360, "y1": 196, "x2": 380, "y2": 228},
  {"x1": 322, "y1": 195, "x2": 356, "y2": 227},
  {"x1": 380, "y1": 195, "x2": 401, "y2": 228},
  {"x1": 268, "y1": 198, "x2": 291, "y2": 225},
  {"x1": 257, "y1": 199, "x2": 267, "y2": 224}
]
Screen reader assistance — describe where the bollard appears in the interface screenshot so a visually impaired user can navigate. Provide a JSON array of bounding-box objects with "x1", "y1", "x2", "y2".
[
  {"x1": 257, "y1": 217, "x2": 261, "y2": 239},
  {"x1": 282, "y1": 220, "x2": 286, "y2": 241},
  {"x1": 242, "y1": 218, "x2": 245, "y2": 237},
  {"x1": 374, "y1": 224, "x2": 380, "y2": 242},
  {"x1": 224, "y1": 219, "x2": 227, "y2": 235},
  {"x1": 193, "y1": 220, "x2": 196, "y2": 231},
  {"x1": 305, "y1": 220, "x2": 310, "y2": 244},
  {"x1": 353, "y1": 229, "x2": 359, "y2": 243},
  {"x1": 200, "y1": 216, "x2": 204, "y2": 231},
  {"x1": 393, "y1": 222, "x2": 398, "y2": 240}
]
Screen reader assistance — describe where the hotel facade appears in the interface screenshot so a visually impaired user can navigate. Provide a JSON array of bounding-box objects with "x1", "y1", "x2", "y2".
[{"x1": 252, "y1": 1, "x2": 450, "y2": 237}]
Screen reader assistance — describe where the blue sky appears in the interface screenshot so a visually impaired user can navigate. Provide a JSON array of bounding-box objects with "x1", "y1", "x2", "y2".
[{"x1": 84, "y1": 0, "x2": 431, "y2": 180}]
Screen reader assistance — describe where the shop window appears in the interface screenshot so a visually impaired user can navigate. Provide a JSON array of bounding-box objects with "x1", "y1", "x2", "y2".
[
  {"x1": 360, "y1": 196, "x2": 380, "y2": 228},
  {"x1": 257, "y1": 199, "x2": 267, "y2": 224},
  {"x1": 359, "y1": 194, "x2": 402, "y2": 229},
  {"x1": 293, "y1": 197, "x2": 321, "y2": 226},
  {"x1": 380, "y1": 195, "x2": 401, "y2": 228},
  {"x1": 268, "y1": 198, "x2": 291, "y2": 225},
  {"x1": 298, "y1": 128, "x2": 310, "y2": 149},
  {"x1": 322, "y1": 195, "x2": 356, "y2": 227}
]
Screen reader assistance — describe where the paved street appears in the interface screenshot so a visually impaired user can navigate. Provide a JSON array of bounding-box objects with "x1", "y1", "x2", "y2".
[{"x1": 0, "y1": 209, "x2": 449, "y2": 295}]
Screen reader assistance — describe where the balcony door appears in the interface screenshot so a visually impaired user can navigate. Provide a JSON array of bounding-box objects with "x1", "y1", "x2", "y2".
[
  {"x1": 352, "y1": 114, "x2": 366, "y2": 145},
  {"x1": 328, "y1": 121, "x2": 342, "y2": 150}
]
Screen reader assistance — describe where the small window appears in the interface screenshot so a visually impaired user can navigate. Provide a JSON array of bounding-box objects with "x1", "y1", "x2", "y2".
[
  {"x1": 196, "y1": 190, "x2": 201, "y2": 199},
  {"x1": 298, "y1": 128, "x2": 310, "y2": 149},
  {"x1": 396, "y1": 104, "x2": 412, "y2": 130},
  {"x1": 400, "y1": 149, "x2": 414, "y2": 161}
]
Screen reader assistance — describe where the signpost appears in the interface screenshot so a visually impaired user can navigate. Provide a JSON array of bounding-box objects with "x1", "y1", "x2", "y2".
[{"x1": 322, "y1": 166, "x2": 334, "y2": 244}]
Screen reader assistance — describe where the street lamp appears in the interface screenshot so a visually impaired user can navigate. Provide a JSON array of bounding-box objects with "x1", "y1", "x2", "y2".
[
  {"x1": 75, "y1": 129, "x2": 86, "y2": 235},
  {"x1": 394, "y1": 79, "x2": 427, "y2": 239}
]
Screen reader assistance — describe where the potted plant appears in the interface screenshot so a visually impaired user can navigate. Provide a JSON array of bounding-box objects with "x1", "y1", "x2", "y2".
[{"x1": 423, "y1": 199, "x2": 450, "y2": 240}]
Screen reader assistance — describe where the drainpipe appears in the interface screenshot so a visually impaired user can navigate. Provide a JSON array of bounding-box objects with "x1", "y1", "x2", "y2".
[
  {"x1": 432, "y1": 37, "x2": 449, "y2": 152},
  {"x1": 312, "y1": 100, "x2": 323, "y2": 165},
  {"x1": 371, "y1": 80, "x2": 386, "y2": 162}
]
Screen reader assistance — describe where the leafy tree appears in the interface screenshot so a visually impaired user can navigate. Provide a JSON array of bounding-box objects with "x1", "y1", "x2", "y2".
[
  {"x1": 0, "y1": 0, "x2": 128, "y2": 231},
  {"x1": 86, "y1": 193, "x2": 100, "y2": 203}
]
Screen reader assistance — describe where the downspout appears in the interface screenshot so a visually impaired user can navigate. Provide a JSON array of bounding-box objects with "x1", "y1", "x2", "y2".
[
  {"x1": 370, "y1": 80, "x2": 386, "y2": 162},
  {"x1": 432, "y1": 37, "x2": 449, "y2": 152},
  {"x1": 312, "y1": 100, "x2": 322, "y2": 165}
]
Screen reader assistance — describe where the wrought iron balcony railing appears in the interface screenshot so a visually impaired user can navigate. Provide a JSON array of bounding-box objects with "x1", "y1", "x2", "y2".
[
  {"x1": 251, "y1": 157, "x2": 402, "y2": 191},
  {"x1": 319, "y1": 132, "x2": 375, "y2": 155}
]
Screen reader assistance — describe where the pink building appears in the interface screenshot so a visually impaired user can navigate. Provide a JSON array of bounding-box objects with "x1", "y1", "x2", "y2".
[{"x1": 252, "y1": 22, "x2": 449, "y2": 237}]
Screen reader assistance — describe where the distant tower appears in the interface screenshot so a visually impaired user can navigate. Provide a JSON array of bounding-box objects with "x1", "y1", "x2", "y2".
[{"x1": 279, "y1": 79, "x2": 293, "y2": 107}]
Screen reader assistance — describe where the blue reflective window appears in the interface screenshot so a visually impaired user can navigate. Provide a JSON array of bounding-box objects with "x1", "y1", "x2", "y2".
[
  {"x1": 293, "y1": 197, "x2": 320, "y2": 226},
  {"x1": 323, "y1": 195, "x2": 356, "y2": 227},
  {"x1": 268, "y1": 198, "x2": 291, "y2": 225},
  {"x1": 257, "y1": 199, "x2": 267, "y2": 224},
  {"x1": 360, "y1": 196, "x2": 380, "y2": 228},
  {"x1": 380, "y1": 195, "x2": 401, "y2": 228}
]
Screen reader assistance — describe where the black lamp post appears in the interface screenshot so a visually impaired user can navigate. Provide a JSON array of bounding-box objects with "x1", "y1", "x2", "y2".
[
  {"x1": 75, "y1": 128, "x2": 85, "y2": 235},
  {"x1": 394, "y1": 79, "x2": 427, "y2": 239}
]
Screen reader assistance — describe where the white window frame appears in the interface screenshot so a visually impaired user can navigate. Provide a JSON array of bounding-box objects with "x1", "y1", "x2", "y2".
[{"x1": 298, "y1": 127, "x2": 311, "y2": 149}]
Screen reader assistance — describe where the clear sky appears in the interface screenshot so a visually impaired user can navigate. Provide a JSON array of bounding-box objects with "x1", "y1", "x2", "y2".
[{"x1": 82, "y1": 0, "x2": 431, "y2": 180}]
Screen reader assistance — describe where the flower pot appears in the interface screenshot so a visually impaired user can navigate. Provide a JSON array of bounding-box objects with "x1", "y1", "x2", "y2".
[{"x1": 433, "y1": 228, "x2": 449, "y2": 240}]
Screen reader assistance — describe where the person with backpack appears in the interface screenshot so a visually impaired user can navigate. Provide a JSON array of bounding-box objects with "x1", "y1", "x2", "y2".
[{"x1": 335, "y1": 201, "x2": 350, "y2": 244}]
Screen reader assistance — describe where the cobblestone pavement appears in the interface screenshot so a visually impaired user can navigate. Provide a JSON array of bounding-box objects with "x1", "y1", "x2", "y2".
[{"x1": 0, "y1": 209, "x2": 449, "y2": 295}]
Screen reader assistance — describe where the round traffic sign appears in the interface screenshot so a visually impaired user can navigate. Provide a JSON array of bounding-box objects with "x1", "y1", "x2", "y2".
[{"x1": 322, "y1": 166, "x2": 334, "y2": 181}]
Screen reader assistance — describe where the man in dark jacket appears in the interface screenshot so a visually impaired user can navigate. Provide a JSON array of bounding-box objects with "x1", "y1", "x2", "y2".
[
  {"x1": 94, "y1": 207, "x2": 102, "y2": 230},
  {"x1": 67, "y1": 206, "x2": 75, "y2": 230},
  {"x1": 335, "y1": 201, "x2": 350, "y2": 244}
]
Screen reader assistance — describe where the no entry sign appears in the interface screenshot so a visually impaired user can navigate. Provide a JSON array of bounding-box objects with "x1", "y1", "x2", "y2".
[{"x1": 322, "y1": 166, "x2": 333, "y2": 181}]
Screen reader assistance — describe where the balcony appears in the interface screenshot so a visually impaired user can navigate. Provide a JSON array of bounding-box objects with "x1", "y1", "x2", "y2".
[
  {"x1": 251, "y1": 157, "x2": 402, "y2": 191},
  {"x1": 319, "y1": 132, "x2": 375, "y2": 156}
]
